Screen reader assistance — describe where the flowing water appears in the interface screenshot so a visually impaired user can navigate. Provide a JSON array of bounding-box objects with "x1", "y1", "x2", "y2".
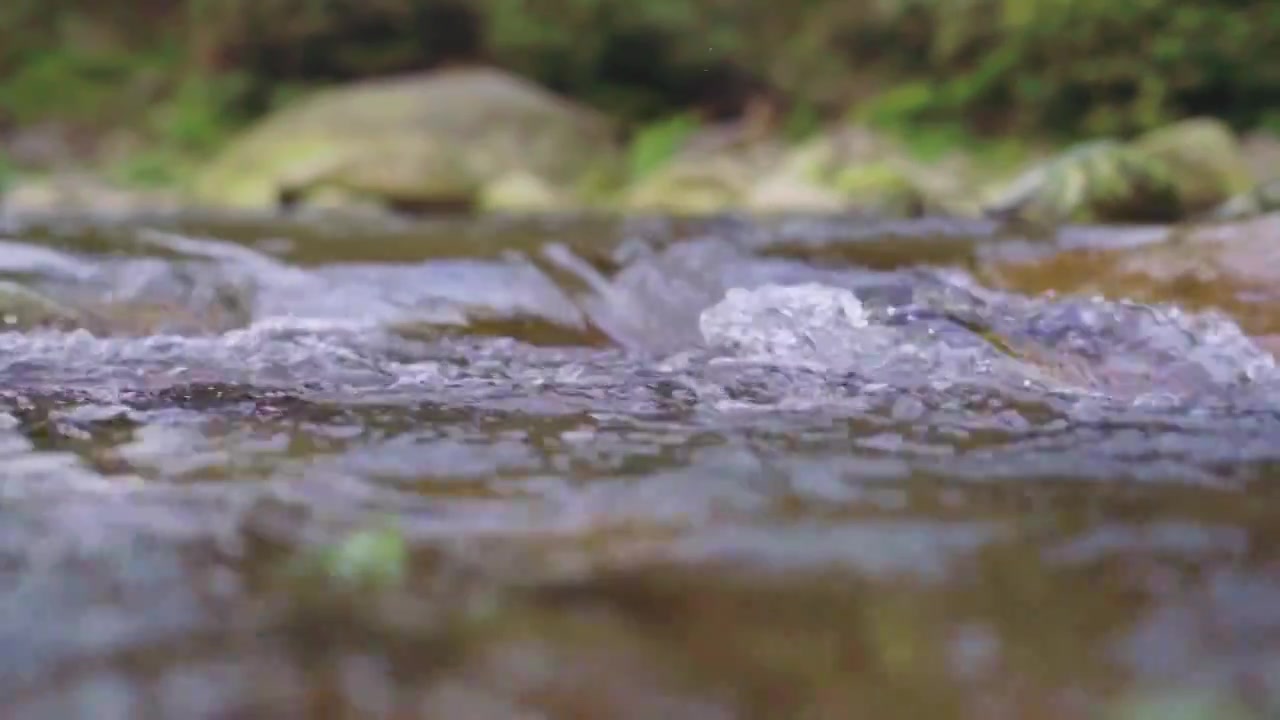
[{"x1": 0, "y1": 209, "x2": 1278, "y2": 719}]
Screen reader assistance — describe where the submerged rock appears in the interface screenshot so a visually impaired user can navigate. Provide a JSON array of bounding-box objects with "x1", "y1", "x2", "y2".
[{"x1": 191, "y1": 66, "x2": 618, "y2": 213}]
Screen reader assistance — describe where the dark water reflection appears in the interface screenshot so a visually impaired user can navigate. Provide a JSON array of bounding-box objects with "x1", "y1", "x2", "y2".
[{"x1": 0, "y1": 210, "x2": 1277, "y2": 718}]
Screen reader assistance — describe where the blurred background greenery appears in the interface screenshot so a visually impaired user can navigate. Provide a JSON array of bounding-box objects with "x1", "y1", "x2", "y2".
[{"x1": 2, "y1": 0, "x2": 1278, "y2": 190}]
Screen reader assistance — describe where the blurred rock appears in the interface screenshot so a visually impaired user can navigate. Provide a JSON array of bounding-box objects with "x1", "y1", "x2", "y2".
[
  {"x1": 781, "y1": 126, "x2": 904, "y2": 183},
  {"x1": 982, "y1": 140, "x2": 1183, "y2": 225},
  {"x1": 981, "y1": 119, "x2": 1256, "y2": 226},
  {"x1": 1130, "y1": 117, "x2": 1254, "y2": 215},
  {"x1": 1, "y1": 173, "x2": 180, "y2": 217},
  {"x1": 191, "y1": 66, "x2": 620, "y2": 213},
  {"x1": 832, "y1": 160, "x2": 929, "y2": 218},
  {"x1": 772, "y1": 125, "x2": 981, "y2": 217},
  {"x1": 623, "y1": 157, "x2": 749, "y2": 215},
  {"x1": 478, "y1": 170, "x2": 568, "y2": 213},
  {"x1": 745, "y1": 171, "x2": 846, "y2": 213}
]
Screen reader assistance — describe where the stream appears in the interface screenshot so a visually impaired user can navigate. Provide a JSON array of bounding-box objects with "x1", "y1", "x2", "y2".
[{"x1": 0, "y1": 208, "x2": 1278, "y2": 719}]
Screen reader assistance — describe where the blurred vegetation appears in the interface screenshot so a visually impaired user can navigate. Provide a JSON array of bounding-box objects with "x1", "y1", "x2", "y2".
[
  {"x1": 1, "y1": 0, "x2": 1278, "y2": 176},
  {"x1": 626, "y1": 113, "x2": 701, "y2": 181}
]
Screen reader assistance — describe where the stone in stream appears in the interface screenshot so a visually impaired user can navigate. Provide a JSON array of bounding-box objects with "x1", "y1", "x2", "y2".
[{"x1": 192, "y1": 66, "x2": 619, "y2": 213}]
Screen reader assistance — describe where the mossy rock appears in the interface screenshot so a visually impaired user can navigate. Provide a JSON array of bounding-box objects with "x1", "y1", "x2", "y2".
[
  {"x1": 983, "y1": 139, "x2": 1183, "y2": 225},
  {"x1": 781, "y1": 126, "x2": 906, "y2": 185},
  {"x1": 1131, "y1": 117, "x2": 1254, "y2": 215},
  {"x1": 478, "y1": 170, "x2": 568, "y2": 213},
  {"x1": 832, "y1": 161, "x2": 930, "y2": 218},
  {"x1": 191, "y1": 66, "x2": 620, "y2": 212},
  {"x1": 745, "y1": 171, "x2": 846, "y2": 213},
  {"x1": 623, "y1": 157, "x2": 749, "y2": 214}
]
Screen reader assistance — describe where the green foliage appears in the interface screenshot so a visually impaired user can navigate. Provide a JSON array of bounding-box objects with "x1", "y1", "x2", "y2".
[
  {"x1": 860, "y1": 0, "x2": 1280, "y2": 137},
  {"x1": 110, "y1": 150, "x2": 184, "y2": 188},
  {"x1": 626, "y1": 113, "x2": 699, "y2": 180},
  {"x1": 0, "y1": 45, "x2": 158, "y2": 126},
  {"x1": 2, "y1": 0, "x2": 1279, "y2": 178},
  {"x1": 149, "y1": 72, "x2": 252, "y2": 155},
  {"x1": 214, "y1": 0, "x2": 1280, "y2": 138},
  {"x1": 0, "y1": 151, "x2": 16, "y2": 193},
  {"x1": 857, "y1": 83, "x2": 941, "y2": 131},
  {"x1": 783, "y1": 103, "x2": 822, "y2": 143},
  {"x1": 105, "y1": 70, "x2": 256, "y2": 187},
  {"x1": 1262, "y1": 112, "x2": 1280, "y2": 137}
]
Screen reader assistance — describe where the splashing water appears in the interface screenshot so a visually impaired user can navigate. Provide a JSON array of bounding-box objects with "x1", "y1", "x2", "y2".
[{"x1": 0, "y1": 211, "x2": 1277, "y2": 719}]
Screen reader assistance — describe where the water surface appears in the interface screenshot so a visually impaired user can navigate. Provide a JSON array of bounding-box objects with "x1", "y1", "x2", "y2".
[{"x1": 1, "y1": 209, "x2": 1278, "y2": 719}]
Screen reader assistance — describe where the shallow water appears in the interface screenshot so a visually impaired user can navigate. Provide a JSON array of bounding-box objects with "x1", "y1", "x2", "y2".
[{"x1": 1, "y1": 209, "x2": 1279, "y2": 719}]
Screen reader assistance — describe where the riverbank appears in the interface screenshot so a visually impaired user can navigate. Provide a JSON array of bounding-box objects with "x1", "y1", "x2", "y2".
[
  {"x1": 3, "y1": 64, "x2": 1279, "y2": 226},
  {"x1": 4, "y1": 1, "x2": 1280, "y2": 218}
]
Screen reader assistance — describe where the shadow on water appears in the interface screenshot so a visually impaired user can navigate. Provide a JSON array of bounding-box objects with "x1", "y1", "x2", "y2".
[{"x1": 0, "y1": 208, "x2": 1279, "y2": 718}]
